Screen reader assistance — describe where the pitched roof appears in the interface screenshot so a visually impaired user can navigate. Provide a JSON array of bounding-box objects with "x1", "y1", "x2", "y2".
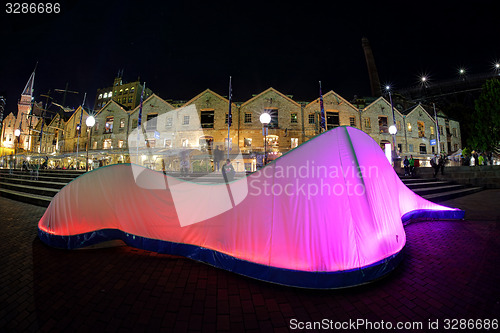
[
  {"x1": 305, "y1": 90, "x2": 358, "y2": 110},
  {"x1": 182, "y1": 89, "x2": 234, "y2": 107},
  {"x1": 240, "y1": 87, "x2": 301, "y2": 108}
]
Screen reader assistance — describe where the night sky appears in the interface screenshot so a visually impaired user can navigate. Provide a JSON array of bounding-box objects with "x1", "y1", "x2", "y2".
[{"x1": 1, "y1": 0, "x2": 499, "y2": 116}]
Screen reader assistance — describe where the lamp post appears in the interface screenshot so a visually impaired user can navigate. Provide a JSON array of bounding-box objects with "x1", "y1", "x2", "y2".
[
  {"x1": 14, "y1": 129, "x2": 20, "y2": 169},
  {"x1": 259, "y1": 112, "x2": 271, "y2": 166},
  {"x1": 385, "y1": 86, "x2": 398, "y2": 162},
  {"x1": 85, "y1": 115, "x2": 95, "y2": 172}
]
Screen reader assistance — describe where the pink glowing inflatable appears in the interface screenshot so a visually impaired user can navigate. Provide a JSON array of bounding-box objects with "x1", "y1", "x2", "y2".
[{"x1": 38, "y1": 126, "x2": 463, "y2": 288}]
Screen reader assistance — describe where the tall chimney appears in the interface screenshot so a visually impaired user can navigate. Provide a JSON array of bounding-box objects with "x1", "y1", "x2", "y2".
[{"x1": 362, "y1": 37, "x2": 382, "y2": 97}]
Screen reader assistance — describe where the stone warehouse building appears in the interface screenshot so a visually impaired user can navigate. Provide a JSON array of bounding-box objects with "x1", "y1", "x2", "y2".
[{"x1": 12, "y1": 86, "x2": 462, "y2": 172}]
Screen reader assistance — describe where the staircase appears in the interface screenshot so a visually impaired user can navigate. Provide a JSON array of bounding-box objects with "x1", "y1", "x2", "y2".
[
  {"x1": 401, "y1": 177, "x2": 483, "y2": 202},
  {"x1": 0, "y1": 168, "x2": 484, "y2": 208},
  {"x1": 0, "y1": 169, "x2": 84, "y2": 207}
]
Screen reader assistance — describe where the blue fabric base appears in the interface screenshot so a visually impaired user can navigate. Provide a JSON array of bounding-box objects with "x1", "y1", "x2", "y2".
[
  {"x1": 401, "y1": 209, "x2": 465, "y2": 224},
  {"x1": 38, "y1": 209, "x2": 462, "y2": 289},
  {"x1": 37, "y1": 227, "x2": 404, "y2": 289}
]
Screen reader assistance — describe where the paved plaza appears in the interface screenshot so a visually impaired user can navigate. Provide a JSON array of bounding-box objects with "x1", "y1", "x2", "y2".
[{"x1": 0, "y1": 190, "x2": 499, "y2": 332}]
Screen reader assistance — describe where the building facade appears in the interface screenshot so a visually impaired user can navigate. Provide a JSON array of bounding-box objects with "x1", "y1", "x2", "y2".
[
  {"x1": 94, "y1": 75, "x2": 153, "y2": 111},
  {"x1": 16, "y1": 86, "x2": 462, "y2": 171}
]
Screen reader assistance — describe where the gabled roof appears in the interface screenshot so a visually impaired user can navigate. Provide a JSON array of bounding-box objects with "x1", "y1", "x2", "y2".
[
  {"x1": 182, "y1": 88, "x2": 234, "y2": 107},
  {"x1": 363, "y1": 96, "x2": 404, "y2": 116},
  {"x1": 129, "y1": 94, "x2": 175, "y2": 115},
  {"x1": 240, "y1": 87, "x2": 301, "y2": 108},
  {"x1": 65, "y1": 106, "x2": 89, "y2": 124},
  {"x1": 95, "y1": 99, "x2": 127, "y2": 117},
  {"x1": 405, "y1": 104, "x2": 435, "y2": 122},
  {"x1": 305, "y1": 90, "x2": 358, "y2": 110}
]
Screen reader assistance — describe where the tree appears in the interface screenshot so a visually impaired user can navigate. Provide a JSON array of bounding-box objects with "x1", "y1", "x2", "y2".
[{"x1": 470, "y1": 78, "x2": 500, "y2": 151}]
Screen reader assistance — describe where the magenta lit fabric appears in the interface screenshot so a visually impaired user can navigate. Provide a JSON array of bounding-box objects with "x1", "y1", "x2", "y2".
[{"x1": 38, "y1": 127, "x2": 460, "y2": 282}]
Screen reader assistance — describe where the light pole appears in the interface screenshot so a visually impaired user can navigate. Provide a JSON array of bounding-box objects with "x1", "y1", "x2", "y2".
[
  {"x1": 14, "y1": 129, "x2": 20, "y2": 169},
  {"x1": 260, "y1": 112, "x2": 271, "y2": 166},
  {"x1": 85, "y1": 115, "x2": 95, "y2": 172},
  {"x1": 385, "y1": 86, "x2": 398, "y2": 162}
]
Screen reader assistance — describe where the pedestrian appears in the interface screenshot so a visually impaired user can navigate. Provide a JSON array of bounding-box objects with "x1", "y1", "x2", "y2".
[
  {"x1": 478, "y1": 154, "x2": 484, "y2": 166},
  {"x1": 409, "y1": 155, "x2": 415, "y2": 176},
  {"x1": 431, "y1": 154, "x2": 439, "y2": 178},
  {"x1": 213, "y1": 146, "x2": 222, "y2": 172},
  {"x1": 403, "y1": 156, "x2": 410, "y2": 176},
  {"x1": 439, "y1": 154, "x2": 446, "y2": 175},
  {"x1": 221, "y1": 158, "x2": 235, "y2": 182},
  {"x1": 180, "y1": 152, "x2": 190, "y2": 176}
]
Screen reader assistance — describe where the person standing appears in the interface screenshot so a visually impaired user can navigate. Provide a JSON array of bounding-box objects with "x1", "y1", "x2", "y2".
[
  {"x1": 403, "y1": 156, "x2": 410, "y2": 176},
  {"x1": 478, "y1": 154, "x2": 484, "y2": 166},
  {"x1": 409, "y1": 155, "x2": 415, "y2": 177},
  {"x1": 439, "y1": 154, "x2": 446, "y2": 175},
  {"x1": 221, "y1": 159, "x2": 235, "y2": 182},
  {"x1": 431, "y1": 154, "x2": 439, "y2": 178},
  {"x1": 213, "y1": 146, "x2": 222, "y2": 172}
]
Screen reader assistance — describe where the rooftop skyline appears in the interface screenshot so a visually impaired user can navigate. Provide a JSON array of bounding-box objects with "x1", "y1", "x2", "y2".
[{"x1": 1, "y1": 1, "x2": 498, "y2": 115}]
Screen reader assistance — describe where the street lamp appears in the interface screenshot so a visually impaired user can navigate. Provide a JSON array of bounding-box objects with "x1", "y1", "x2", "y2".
[
  {"x1": 85, "y1": 115, "x2": 95, "y2": 172},
  {"x1": 385, "y1": 86, "x2": 398, "y2": 162},
  {"x1": 14, "y1": 129, "x2": 20, "y2": 170},
  {"x1": 260, "y1": 112, "x2": 271, "y2": 166}
]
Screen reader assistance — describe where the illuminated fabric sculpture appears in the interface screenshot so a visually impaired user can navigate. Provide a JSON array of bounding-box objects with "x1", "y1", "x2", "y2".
[{"x1": 38, "y1": 126, "x2": 464, "y2": 288}]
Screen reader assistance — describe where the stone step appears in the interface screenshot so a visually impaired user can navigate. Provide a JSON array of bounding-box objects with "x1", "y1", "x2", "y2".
[
  {"x1": 411, "y1": 184, "x2": 465, "y2": 195},
  {"x1": 422, "y1": 187, "x2": 484, "y2": 202},
  {"x1": 0, "y1": 169, "x2": 84, "y2": 177},
  {"x1": 401, "y1": 178, "x2": 440, "y2": 184},
  {"x1": 0, "y1": 182, "x2": 60, "y2": 198},
  {"x1": 0, "y1": 187, "x2": 52, "y2": 207},
  {"x1": 0, "y1": 176, "x2": 68, "y2": 189},
  {"x1": 0, "y1": 173, "x2": 77, "y2": 183},
  {"x1": 404, "y1": 181, "x2": 452, "y2": 189}
]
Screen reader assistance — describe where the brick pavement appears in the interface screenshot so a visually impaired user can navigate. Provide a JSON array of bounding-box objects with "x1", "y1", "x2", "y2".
[{"x1": 0, "y1": 190, "x2": 499, "y2": 332}]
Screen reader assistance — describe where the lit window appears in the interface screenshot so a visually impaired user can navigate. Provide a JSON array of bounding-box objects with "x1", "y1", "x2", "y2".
[
  {"x1": 407, "y1": 122, "x2": 412, "y2": 132},
  {"x1": 103, "y1": 92, "x2": 108, "y2": 98},
  {"x1": 244, "y1": 138, "x2": 252, "y2": 147},
  {"x1": 417, "y1": 121, "x2": 425, "y2": 138},
  {"x1": 291, "y1": 138, "x2": 298, "y2": 148},
  {"x1": 164, "y1": 139, "x2": 172, "y2": 148},
  {"x1": 103, "y1": 139, "x2": 112, "y2": 149},
  {"x1": 99, "y1": 94, "x2": 103, "y2": 99},
  {"x1": 104, "y1": 117, "x2": 114, "y2": 134},
  {"x1": 118, "y1": 140, "x2": 124, "y2": 148},
  {"x1": 182, "y1": 138, "x2": 189, "y2": 147},
  {"x1": 120, "y1": 118, "x2": 125, "y2": 128},
  {"x1": 364, "y1": 117, "x2": 371, "y2": 128},
  {"x1": 290, "y1": 113, "x2": 298, "y2": 123}
]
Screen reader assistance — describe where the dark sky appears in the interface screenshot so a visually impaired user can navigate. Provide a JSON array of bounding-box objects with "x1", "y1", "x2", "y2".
[{"x1": 1, "y1": 0, "x2": 499, "y2": 115}]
